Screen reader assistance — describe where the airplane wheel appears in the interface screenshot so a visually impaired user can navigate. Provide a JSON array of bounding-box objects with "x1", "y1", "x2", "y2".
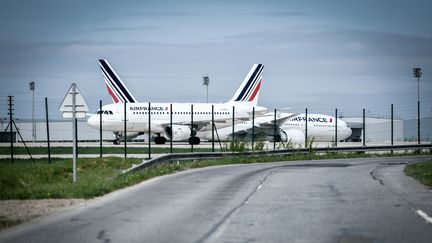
[
  {"x1": 113, "y1": 139, "x2": 121, "y2": 145},
  {"x1": 154, "y1": 137, "x2": 167, "y2": 144},
  {"x1": 188, "y1": 137, "x2": 200, "y2": 145}
]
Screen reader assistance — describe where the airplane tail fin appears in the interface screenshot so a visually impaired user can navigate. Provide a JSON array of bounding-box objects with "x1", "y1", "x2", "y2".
[
  {"x1": 98, "y1": 59, "x2": 137, "y2": 103},
  {"x1": 228, "y1": 64, "x2": 263, "y2": 107}
]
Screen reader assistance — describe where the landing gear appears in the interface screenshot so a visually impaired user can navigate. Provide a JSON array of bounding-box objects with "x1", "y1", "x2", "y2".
[
  {"x1": 113, "y1": 138, "x2": 121, "y2": 145},
  {"x1": 188, "y1": 137, "x2": 200, "y2": 145},
  {"x1": 154, "y1": 136, "x2": 167, "y2": 144}
]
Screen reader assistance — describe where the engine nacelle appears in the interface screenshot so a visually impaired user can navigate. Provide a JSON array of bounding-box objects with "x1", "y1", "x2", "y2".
[
  {"x1": 280, "y1": 129, "x2": 305, "y2": 144},
  {"x1": 164, "y1": 125, "x2": 191, "y2": 141}
]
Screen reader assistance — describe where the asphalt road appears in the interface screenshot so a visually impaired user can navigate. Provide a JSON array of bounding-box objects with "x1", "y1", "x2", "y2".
[{"x1": 1, "y1": 156, "x2": 432, "y2": 243}]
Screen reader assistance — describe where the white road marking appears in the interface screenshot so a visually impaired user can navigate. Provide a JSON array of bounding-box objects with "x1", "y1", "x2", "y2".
[
  {"x1": 416, "y1": 210, "x2": 432, "y2": 224},
  {"x1": 257, "y1": 184, "x2": 263, "y2": 190}
]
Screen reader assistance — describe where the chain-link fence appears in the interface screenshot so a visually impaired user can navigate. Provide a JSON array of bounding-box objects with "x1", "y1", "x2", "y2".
[{"x1": 1, "y1": 95, "x2": 431, "y2": 159}]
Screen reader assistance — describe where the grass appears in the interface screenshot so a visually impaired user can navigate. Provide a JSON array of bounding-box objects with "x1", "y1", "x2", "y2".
[
  {"x1": 1, "y1": 151, "x2": 431, "y2": 200},
  {"x1": 0, "y1": 146, "x2": 220, "y2": 155},
  {"x1": 0, "y1": 157, "x2": 159, "y2": 199},
  {"x1": 404, "y1": 160, "x2": 432, "y2": 187}
]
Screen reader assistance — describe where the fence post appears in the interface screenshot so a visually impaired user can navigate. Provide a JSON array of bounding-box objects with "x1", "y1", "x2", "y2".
[
  {"x1": 391, "y1": 104, "x2": 394, "y2": 154},
  {"x1": 45, "y1": 97, "x2": 51, "y2": 164},
  {"x1": 212, "y1": 105, "x2": 214, "y2": 152},
  {"x1": 252, "y1": 107, "x2": 255, "y2": 151},
  {"x1": 148, "y1": 102, "x2": 151, "y2": 159},
  {"x1": 232, "y1": 106, "x2": 235, "y2": 149},
  {"x1": 273, "y1": 108, "x2": 276, "y2": 150},
  {"x1": 99, "y1": 100, "x2": 102, "y2": 158},
  {"x1": 124, "y1": 101, "x2": 127, "y2": 158},
  {"x1": 170, "y1": 103, "x2": 173, "y2": 154},
  {"x1": 305, "y1": 108, "x2": 308, "y2": 148},
  {"x1": 191, "y1": 104, "x2": 194, "y2": 152},
  {"x1": 335, "y1": 108, "x2": 338, "y2": 147},
  {"x1": 363, "y1": 108, "x2": 366, "y2": 146}
]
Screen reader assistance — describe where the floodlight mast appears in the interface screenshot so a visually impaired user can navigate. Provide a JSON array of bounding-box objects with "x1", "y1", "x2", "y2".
[
  {"x1": 203, "y1": 76, "x2": 209, "y2": 103},
  {"x1": 29, "y1": 81, "x2": 35, "y2": 142},
  {"x1": 413, "y1": 67, "x2": 422, "y2": 144}
]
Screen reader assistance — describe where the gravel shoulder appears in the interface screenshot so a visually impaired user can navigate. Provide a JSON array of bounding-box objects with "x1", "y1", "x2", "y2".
[{"x1": 0, "y1": 199, "x2": 87, "y2": 230}]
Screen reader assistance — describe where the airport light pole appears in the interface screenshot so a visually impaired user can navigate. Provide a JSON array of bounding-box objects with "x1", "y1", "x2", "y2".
[
  {"x1": 413, "y1": 67, "x2": 422, "y2": 144},
  {"x1": 29, "y1": 81, "x2": 35, "y2": 142},
  {"x1": 203, "y1": 76, "x2": 209, "y2": 103}
]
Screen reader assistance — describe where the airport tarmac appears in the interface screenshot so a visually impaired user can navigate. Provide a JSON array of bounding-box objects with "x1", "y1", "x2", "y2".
[{"x1": 1, "y1": 156, "x2": 431, "y2": 243}]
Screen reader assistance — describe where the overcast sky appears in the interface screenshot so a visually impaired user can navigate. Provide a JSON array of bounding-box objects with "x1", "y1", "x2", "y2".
[{"x1": 0, "y1": 0, "x2": 431, "y2": 120}]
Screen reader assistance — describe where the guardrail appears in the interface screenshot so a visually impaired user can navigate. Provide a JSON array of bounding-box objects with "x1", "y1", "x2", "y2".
[{"x1": 122, "y1": 144, "x2": 432, "y2": 174}]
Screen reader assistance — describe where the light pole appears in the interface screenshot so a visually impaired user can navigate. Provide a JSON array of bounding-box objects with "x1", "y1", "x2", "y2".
[
  {"x1": 29, "y1": 81, "x2": 36, "y2": 142},
  {"x1": 202, "y1": 76, "x2": 209, "y2": 103},
  {"x1": 413, "y1": 67, "x2": 422, "y2": 144}
]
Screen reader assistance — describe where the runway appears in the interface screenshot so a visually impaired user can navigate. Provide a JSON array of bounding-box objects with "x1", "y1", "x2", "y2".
[{"x1": 1, "y1": 156, "x2": 431, "y2": 242}]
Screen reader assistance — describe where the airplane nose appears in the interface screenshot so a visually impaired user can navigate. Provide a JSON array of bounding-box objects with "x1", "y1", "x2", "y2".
[{"x1": 87, "y1": 115, "x2": 99, "y2": 128}]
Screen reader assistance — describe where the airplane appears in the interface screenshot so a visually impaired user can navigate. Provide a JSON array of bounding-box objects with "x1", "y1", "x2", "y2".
[
  {"x1": 278, "y1": 112, "x2": 352, "y2": 144},
  {"x1": 198, "y1": 111, "x2": 352, "y2": 145},
  {"x1": 87, "y1": 59, "x2": 268, "y2": 145}
]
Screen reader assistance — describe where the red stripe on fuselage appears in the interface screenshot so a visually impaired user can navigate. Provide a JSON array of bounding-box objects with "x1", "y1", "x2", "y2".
[
  {"x1": 248, "y1": 80, "x2": 261, "y2": 101},
  {"x1": 106, "y1": 83, "x2": 120, "y2": 103}
]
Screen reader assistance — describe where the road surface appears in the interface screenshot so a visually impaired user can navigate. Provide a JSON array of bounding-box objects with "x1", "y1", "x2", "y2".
[{"x1": 1, "y1": 156, "x2": 432, "y2": 242}]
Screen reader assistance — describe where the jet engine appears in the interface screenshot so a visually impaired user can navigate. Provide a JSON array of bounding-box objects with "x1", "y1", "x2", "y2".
[
  {"x1": 280, "y1": 129, "x2": 305, "y2": 144},
  {"x1": 164, "y1": 125, "x2": 192, "y2": 141}
]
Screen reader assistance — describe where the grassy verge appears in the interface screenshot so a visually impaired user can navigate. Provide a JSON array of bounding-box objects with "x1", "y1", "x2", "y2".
[
  {"x1": 0, "y1": 146, "x2": 220, "y2": 155},
  {"x1": 404, "y1": 160, "x2": 432, "y2": 187}
]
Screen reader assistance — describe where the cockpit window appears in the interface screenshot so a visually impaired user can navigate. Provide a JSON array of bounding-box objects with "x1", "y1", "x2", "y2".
[
  {"x1": 97, "y1": 111, "x2": 102, "y2": 114},
  {"x1": 109, "y1": 111, "x2": 113, "y2": 115}
]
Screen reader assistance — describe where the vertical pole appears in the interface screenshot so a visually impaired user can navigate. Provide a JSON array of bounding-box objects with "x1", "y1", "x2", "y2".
[
  {"x1": 305, "y1": 108, "x2": 308, "y2": 148},
  {"x1": 99, "y1": 100, "x2": 102, "y2": 157},
  {"x1": 363, "y1": 108, "x2": 366, "y2": 146},
  {"x1": 417, "y1": 76, "x2": 420, "y2": 144},
  {"x1": 8, "y1": 96, "x2": 13, "y2": 164},
  {"x1": 124, "y1": 101, "x2": 127, "y2": 158},
  {"x1": 72, "y1": 84, "x2": 77, "y2": 183},
  {"x1": 252, "y1": 107, "x2": 255, "y2": 151},
  {"x1": 212, "y1": 105, "x2": 214, "y2": 152},
  {"x1": 273, "y1": 108, "x2": 276, "y2": 150},
  {"x1": 391, "y1": 104, "x2": 394, "y2": 146},
  {"x1": 148, "y1": 102, "x2": 151, "y2": 159},
  {"x1": 232, "y1": 106, "x2": 235, "y2": 149},
  {"x1": 32, "y1": 86, "x2": 35, "y2": 142},
  {"x1": 170, "y1": 103, "x2": 173, "y2": 154},
  {"x1": 335, "y1": 108, "x2": 338, "y2": 147},
  {"x1": 191, "y1": 104, "x2": 194, "y2": 152},
  {"x1": 417, "y1": 100, "x2": 420, "y2": 145},
  {"x1": 45, "y1": 97, "x2": 51, "y2": 164},
  {"x1": 75, "y1": 117, "x2": 78, "y2": 159}
]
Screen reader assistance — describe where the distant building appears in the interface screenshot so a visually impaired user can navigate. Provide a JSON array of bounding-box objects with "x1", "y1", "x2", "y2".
[{"x1": 342, "y1": 117, "x2": 403, "y2": 143}]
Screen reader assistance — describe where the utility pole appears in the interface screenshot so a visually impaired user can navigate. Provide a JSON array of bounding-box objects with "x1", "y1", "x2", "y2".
[
  {"x1": 29, "y1": 81, "x2": 35, "y2": 142},
  {"x1": 8, "y1": 96, "x2": 14, "y2": 163}
]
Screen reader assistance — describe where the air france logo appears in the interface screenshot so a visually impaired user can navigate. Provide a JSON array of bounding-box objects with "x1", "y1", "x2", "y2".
[
  {"x1": 130, "y1": 106, "x2": 164, "y2": 111},
  {"x1": 291, "y1": 117, "x2": 329, "y2": 123}
]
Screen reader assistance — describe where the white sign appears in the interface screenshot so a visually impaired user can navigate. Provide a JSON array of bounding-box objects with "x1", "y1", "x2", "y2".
[
  {"x1": 59, "y1": 83, "x2": 89, "y2": 119},
  {"x1": 59, "y1": 83, "x2": 89, "y2": 183}
]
